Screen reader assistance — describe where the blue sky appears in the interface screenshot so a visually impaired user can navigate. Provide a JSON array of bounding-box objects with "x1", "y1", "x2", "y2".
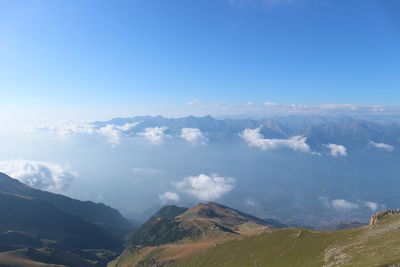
[{"x1": 1, "y1": 0, "x2": 400, "y2": 127}]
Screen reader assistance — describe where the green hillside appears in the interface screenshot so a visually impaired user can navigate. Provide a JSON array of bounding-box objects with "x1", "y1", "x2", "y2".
[
  {"x1": 110, "y1": 203, "x2": 283, "y2": 267},
  {"x1": 179, "y1": 210, "x2": 400, "y2": 267},
  {"x1": 110, "y1": 207, "x2": 400, "y2": 267},
  {"x1": 124, "y1": 205, "x2": 189, "y2": 247},
  {"x1": 124, "y1": 202, "x2": 280, "y2": 248}
]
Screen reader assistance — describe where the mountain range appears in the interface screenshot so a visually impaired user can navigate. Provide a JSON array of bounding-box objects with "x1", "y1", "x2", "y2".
[{"x1": 93, "y1": 115, "x2": 400, "y2": 153}]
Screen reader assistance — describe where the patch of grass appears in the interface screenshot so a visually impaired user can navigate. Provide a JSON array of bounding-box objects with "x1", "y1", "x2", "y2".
[{"x1": 178, "y1": 217, "x2": 400, "y2": 267}]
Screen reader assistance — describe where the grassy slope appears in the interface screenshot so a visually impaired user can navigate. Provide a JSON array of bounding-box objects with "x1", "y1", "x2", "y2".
[
  {"x1": 111, "y1": 212, "x2": 400, "y2": 266},
  {"x1": 110, "y1": 207, "x2": 400, "y2": 267},
  {"x1": 178, "y1": 213, "x2": 400, "y2": 267},
  {"x1": 109, "y1": 223, "x2": 272, "y2": 267}
]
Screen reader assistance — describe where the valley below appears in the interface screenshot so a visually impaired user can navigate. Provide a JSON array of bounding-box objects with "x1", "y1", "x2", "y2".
[{"x1": 0, "y1": 172, "x2": 400, "y2": 266}]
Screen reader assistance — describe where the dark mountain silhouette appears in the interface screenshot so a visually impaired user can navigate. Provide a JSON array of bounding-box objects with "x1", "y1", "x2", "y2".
[
  {"x1": 0, "y1": 173, "x2": 132, "y2": 239},
  {"x1": 0, "y1": 192, "x2": 121, "y2": 251},
  {"x1": 0, "y1": 172, "x2": 134, "y2": 266}
]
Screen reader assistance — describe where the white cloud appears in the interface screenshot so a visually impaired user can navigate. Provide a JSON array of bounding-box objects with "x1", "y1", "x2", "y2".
[
  {"x1": 117, "y1": 122, "x2": 140, "y2": 131},
  {"x1": 174, "y1": 173, "x2": 235, "y2": 202},
  {"x1": 325, "y1": 144, "x2": 347, "y2": 157},
  {"x1": 0, "y1": 160, "x2": 77, "y2": 190},
  {"x1": 245, "y1": 198, "x2": 257, "y2": 207},
  {"x1": 331, "y1": 199, "x2": 359, "y2": 210},
  {"x1": 180, "y1": 128, "x2": 207, "y2": 145},
  {"x1": 264, "y1": 102, "x2": 280, "y2": 107},
  {"x1": 197, "y1": 102, "x2": 400, "y2": 117},
  {"x1": 187, "y1": 99, "x2": 200, "y2": 105},
  {"x1": 138, "y1": 127, "x2": 167, "y2": 144},
  {"x1": 96, "y1": 122, "x2": 140, "y2": 146},
  {"x1": 321, "y1": 197, "x2": 381, "y2": 212},
  {"x1": 33, "y1": 121, "x2": 139, "y2": 147},
  {"x1": 240, "y1": 127, "x2": 311, "y2": 153},
  {"x1": 33, "y1": 121, "x2": 95, "y2": 139},
  {"x1": 159, "y1": 191, "x2": 180, "y2": 202},
  {"x1": 370, "y1": 141, "x2": 394, "y2": 152},
  {"x1": 132, "y1": 168, "x2": 164, "y2": 175},
  {"x1": 318, "y1": 104, "x2": 359, "y2": 110},
  {"x1": 365, "y1": 201, "x2": 379, "y2": 211},
  {"x1": 96, "y1": 125, "x2": 122, "y2": 146}
]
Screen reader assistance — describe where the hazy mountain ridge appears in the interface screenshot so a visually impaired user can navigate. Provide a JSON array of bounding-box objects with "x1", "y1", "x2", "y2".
[
  {"x1": 304, "y1": 119, "x2": 400, "y2": 152},
  {"x1": 94, "y1": 115, "x2": 291, "y2": 141},
  {"x1": 93, "y1": 115, "x2": 400, "y2": 152}
]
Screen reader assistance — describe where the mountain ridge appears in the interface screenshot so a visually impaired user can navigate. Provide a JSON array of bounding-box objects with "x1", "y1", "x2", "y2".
[
  {"x1": 92, "y1": 115, "x2": 400, "y2": 152},
  {"x1": 0, "y1": 172, "x2": 132, "y2": 239},
  {"x1": 0, "y1": 172, "x2": 134, "y2": 266},
  {"x1": 111, "y1": 202, "x2": 286, "y2": 266}
]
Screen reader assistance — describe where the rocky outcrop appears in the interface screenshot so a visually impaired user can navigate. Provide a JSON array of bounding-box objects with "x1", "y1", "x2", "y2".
[{"x1": 369, "y1": 209, "x2": 400, "y2": 225}]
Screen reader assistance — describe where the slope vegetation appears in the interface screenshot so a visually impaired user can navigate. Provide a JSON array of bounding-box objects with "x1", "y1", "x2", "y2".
[
  {"x1": 110, "y1": 207, "x2": 400, "y2": 267},
  {"x1": 179, "y1": 209, "x2": 400, "y2": 266},
  {"x1": 110, "y1": 202, "x2": 282, "y2": 267}
]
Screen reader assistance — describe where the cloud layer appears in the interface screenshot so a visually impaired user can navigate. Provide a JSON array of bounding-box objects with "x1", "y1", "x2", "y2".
[
  {"x1": 180, "y1": 128, "x2": 207, "y2": 145},
  {"x1": 240, "y1": 127, "x2": 311, "y2": 153},
  {"x1": 0, "y1": 159, "x2": 77, "y2": 190},
  {"x1": 34, "y1": 121, "x2": 95, "y2": 139},
  {"x1": 331, "y1": 199, "x2": 359, "y2": 210},
  {"x1": 370, "y1": 141, "x2": 394, "y2": 152},
  {"x1": 174, "y1": 173, "x2": 235, "y2": 201},
  {"x1": 325, "y1": 144, "x2": 347, "y2": 157},
  {"x1": 34, "y1": 121, "x2": 140, "y2": 147},
  {"x1": 159, "y1": 191, "x2": 180, "y2": 202},
  {"x1": 320, "y1": 197, "x2": 382, "y2": 212},
  {"x1": 364, "y1": 201, "x2": 379, "y2": 211},
  {"x1": 97, "y1": 122, "x2": 140, "y2": 146},
  {"x1": 138, "y1": 127, "x2": 167, "y2": 144},
  {"x1": 213, "y1": 102, "x2": 400, "y2": 116}
]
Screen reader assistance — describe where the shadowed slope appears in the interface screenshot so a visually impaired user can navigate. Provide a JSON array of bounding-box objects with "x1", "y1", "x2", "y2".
[{"x1": 0, "y1": 173, "x2": 132, "y2": 239}]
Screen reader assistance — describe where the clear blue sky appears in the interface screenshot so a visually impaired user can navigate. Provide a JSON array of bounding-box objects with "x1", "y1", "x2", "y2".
[{"x1": 1, "y1": 0, "x2": 400, "y2": 126}]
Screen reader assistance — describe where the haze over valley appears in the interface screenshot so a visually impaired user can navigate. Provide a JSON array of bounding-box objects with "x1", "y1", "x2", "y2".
[{"x1": 1, "y1": 114, "x2": 400, "y2": 228}]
